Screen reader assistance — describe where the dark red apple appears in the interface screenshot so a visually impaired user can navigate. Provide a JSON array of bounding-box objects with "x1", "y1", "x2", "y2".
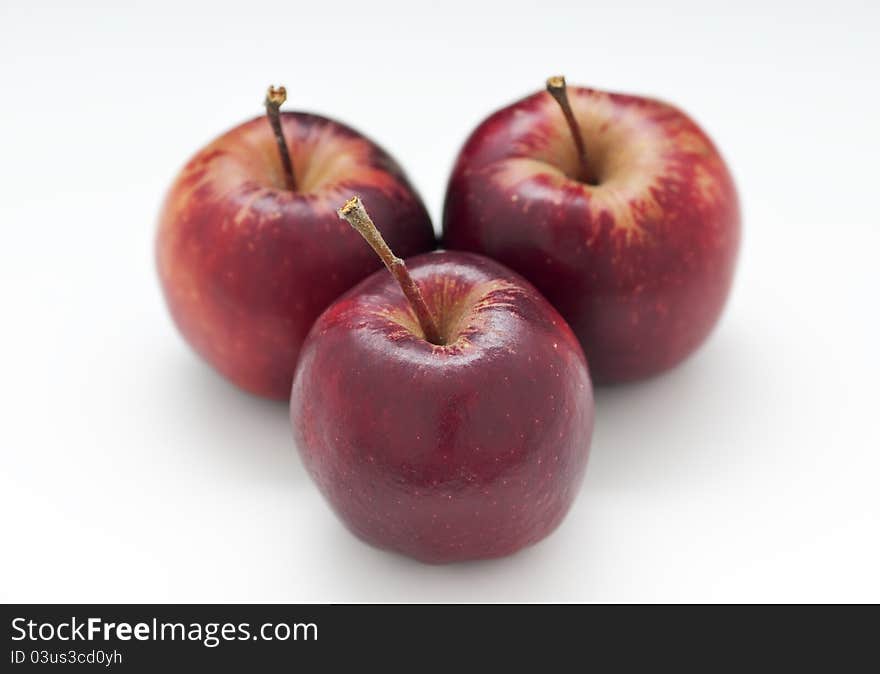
[
  {"x1": 157, "y1": 87, "x2": 435, "y2": 399},
  {"x1": 443, "y1": 77, "x2": 740, "y2": 383},
  {"x1": 290, "y1": 197, "x2": 593, "y2": 563}
]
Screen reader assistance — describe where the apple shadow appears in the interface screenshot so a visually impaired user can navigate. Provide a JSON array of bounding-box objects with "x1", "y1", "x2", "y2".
[
  {"x1": 152, "y1": 345, "x2": 307, "y2": 489},
  {"x1": 584, "y1": 324, "x2": 762, "y2": 495}
]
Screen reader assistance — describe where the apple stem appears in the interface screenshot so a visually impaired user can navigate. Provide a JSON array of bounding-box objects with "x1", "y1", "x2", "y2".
[
  {"x1": 264, "y1": 85, "x2": 297, "y2": 191},
  {"x1": 337, "y1": 196, "x2": 444, "y2": 345},
  {"x1": 546, "y1": 76, "x2": 597, "y2": 185}
]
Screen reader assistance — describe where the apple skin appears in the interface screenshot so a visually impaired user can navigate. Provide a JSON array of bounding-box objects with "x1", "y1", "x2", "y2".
[
  {"x1": 443, "y1": 86, "x2": 740, "y2": 383},
  {"x1": 157, "y1": 112, "x2": 435, "y2": 399},
  {"x1": 290, "y1": 251, "x2": 593, "y2": 563}
]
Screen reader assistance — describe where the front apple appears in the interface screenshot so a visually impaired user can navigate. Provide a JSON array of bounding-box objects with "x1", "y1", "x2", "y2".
[
  {"x1": 443, "y1": 78, "x2": 740, "y2": 383},
  {"x1": 291, "y1": 202, "x2": 593, "y2": 563}
]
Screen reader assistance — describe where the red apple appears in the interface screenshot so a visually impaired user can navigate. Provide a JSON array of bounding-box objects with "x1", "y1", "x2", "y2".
[
  {"x1": 290, "y1": 198, "x2": 593, "y2": 563},
  {"x1": 157, "y1": 87, "x2": 435, "y2": 399},
  {"x1": 443, "y1": 77, "x2": 740, "y2": 383}
]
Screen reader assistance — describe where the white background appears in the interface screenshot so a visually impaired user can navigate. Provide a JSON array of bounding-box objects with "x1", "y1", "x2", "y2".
[{"x1": 1, "y1": 0, "x2": 878, "y2": 602}]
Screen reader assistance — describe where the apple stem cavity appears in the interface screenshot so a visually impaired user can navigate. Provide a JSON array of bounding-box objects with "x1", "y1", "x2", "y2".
[
  {"x1": 264, "y1": 85, "x2": 297, "y2": 191},
  {"x1": 338, "y1": 196, "x2": 444, "y2": 346},
  {"x1": 546, "y1": 76, "x2": 597, "y2": 186}
]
